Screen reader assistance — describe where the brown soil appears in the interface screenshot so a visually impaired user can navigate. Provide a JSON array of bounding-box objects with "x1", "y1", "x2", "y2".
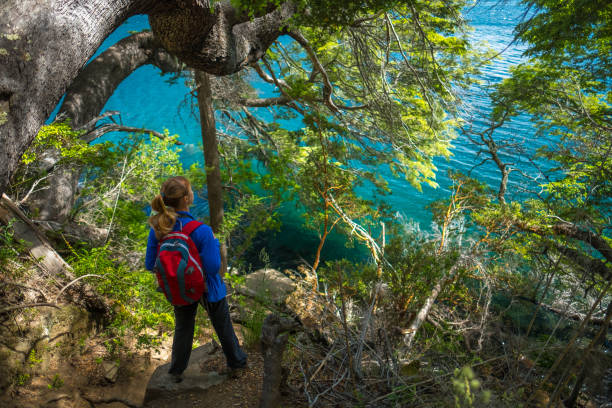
[
  {"x1": 144, "y1": 347, "x2": 264, "y2": 408},
  {"x1": 1, "y1": 325, "x2": 305, "y2": 408}
]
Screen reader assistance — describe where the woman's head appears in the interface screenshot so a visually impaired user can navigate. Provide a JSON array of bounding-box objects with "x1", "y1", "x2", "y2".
[{"x1": 149, "y1": 176, "x2": 194, "y2": 239}]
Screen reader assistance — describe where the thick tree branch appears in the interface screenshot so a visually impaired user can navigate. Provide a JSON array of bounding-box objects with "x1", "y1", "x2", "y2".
[
  {"x1": 551, "y1": 222, "x2": 612, "y2": 264},
  {"x1": 238, "y1": 96, "x2": 292, "y2": 107},
  {"x1": 553, "y1": 244, "x2": 612, "y2": 283},
  {"x1": 250, "y1": 62, "x2": 290, "y2": 88},
  {"x1": 150, "y1": 1, "x2": 296, "y2": 75},
  {"x1": 56, "y1": 31, "x2": 183, "y2": 128},
  {"x1": 0, "y1": 0, "x2": 298, "y2": 196},
  {"x1": 0, "y1": 0, "x2": 157, "y2": 195},
  {"x1": 28, "y1": 31, "x2": 183, "y2": 221},
  {"x1": 516, "y1": 219, "x2": 612, "y2": 269}
]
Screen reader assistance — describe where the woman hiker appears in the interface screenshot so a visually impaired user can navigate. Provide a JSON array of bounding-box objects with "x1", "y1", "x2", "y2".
[{"x1": 145, "y1": 176, "x2": 247, "y2": 382}]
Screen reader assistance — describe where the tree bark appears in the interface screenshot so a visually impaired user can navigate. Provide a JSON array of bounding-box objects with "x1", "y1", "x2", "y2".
[
  {"x1": 149, "y1": 1, "x2": 295, "y2": 75},
  {"x1": 0, "y1": 0, "x2": 296, "y2": 197},
  {"x1": 0, "y1": 0, "x2": 156, "y2": 196},
  {"x1": 195, "y1": 70, "x2": 228, "y2": 276},
  {"x1": 57, "y1": 31, "x2": 181, "y2": 129}
]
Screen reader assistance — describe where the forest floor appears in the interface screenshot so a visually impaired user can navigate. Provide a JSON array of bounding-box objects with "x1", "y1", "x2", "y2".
[{"x1": 1, "y1": 323, "x2": 305, "y2": 408}]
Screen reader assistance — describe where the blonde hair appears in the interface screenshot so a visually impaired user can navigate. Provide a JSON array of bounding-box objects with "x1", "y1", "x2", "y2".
[{"x1": 149, "y1": 176, "x2": 191, "y2": 239}]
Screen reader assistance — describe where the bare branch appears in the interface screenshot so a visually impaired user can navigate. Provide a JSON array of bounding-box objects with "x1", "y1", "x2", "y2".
[
  {"x1": 17, "y1": 174, "x2": 51, "y2": 205},
  {"x1": 0, "y1": 303, "x2": 60, "y2": 314},
  {"x1": 238, "y1": 96, "x2": 292, "y2": 107},
  {"x1": 403, "y1": 255, "x2": 470, "y2": 349},
  {"x1": 287, "y1": 30, "x2": 340, "y2": 114},
  {"x1": 82, "y1": 123, "x2": 183, "y2": 145},
  {"x1": 250, "y1": 62, "x2": 290, "y2": 88},
  {"x1": 55, "y1": 274, "x2": 107, "y2": 303}
]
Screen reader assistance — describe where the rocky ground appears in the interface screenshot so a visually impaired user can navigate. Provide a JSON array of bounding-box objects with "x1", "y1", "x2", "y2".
[
  {"x1": 1, "y1": 328, "x2": 304, "y2": 408},
  {"x1": 0, "y1": 269, "x2": 305, "y2": 408}
]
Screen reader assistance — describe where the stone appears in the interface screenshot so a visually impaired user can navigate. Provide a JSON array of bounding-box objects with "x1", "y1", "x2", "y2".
[
  {"x1": 143, "y1": 342, "x2": 226, "y2": 403},
  {"x1": 102, "y1": 361, "x2": 119, "y2": 383},
  {"x1": 239, "y1": 268, "x2": 296, "y2": 304}
]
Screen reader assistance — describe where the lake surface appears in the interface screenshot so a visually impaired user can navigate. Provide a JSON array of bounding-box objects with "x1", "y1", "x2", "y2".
[{"x1": 53, "y1": 1, "x2": 540, "y2": 268}]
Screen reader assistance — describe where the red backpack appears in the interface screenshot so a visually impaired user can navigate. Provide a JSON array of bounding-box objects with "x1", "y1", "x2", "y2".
[{"x1": 153, "y1": 220, "x2": 206, "y2": 305}]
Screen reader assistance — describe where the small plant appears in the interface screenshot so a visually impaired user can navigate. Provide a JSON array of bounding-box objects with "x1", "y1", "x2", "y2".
[
  {"x1": 240, "y1": 302, "x2": 268, "y2": 348},
  {"x1": 15, "y1": 373, "x2": 30, "y2": 386},
  {"x1": 47, "y1": 374, "x2": 64, "y2": 390},
  {"x1": 0, "y1": 221, "x2": 26, "y2": 266},
  {"x1": 27, "y1": 349, "x2": 42, "y2": 367},
  {"x1": 452, "y1": 366, "x2": 491, "y2": 408}
]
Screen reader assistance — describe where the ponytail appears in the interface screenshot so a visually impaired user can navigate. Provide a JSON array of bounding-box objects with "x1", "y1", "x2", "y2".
[
  {"x1": 149, "y1": 194, "x2": 178, "y2": 239},
  {"x1": 148, "y1": 176, "x2": 191, "y2": 239}
]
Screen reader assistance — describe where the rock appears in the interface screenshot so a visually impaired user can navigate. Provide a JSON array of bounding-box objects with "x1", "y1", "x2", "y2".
[
  {"x1": 143, "y1": 342, "x2": 226, "y2": 403},
  {"x1": 239, "y1": 268, "x2": 296, "y2": 304},
  {"x1": 43, "y1": 392, "x2": 88, "y2": 408},
  {"x1": 102, "y1": 361, "x2": 119, "y2": 383}
]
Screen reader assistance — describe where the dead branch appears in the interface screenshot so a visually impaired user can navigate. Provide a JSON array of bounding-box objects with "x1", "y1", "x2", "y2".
[
  {"x1": 0, "y1": 303, "x2": 60, "y2": 314},
  {"x1": 403, "y1": 255, "x2": 469, "y2": 349},
  {"x1": 82, "y1": 123, "x2": 183, "y2": 145}
]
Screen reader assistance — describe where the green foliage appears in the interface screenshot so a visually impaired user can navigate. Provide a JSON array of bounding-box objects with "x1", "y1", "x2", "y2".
[
  {"x1": 11, "y1": 121, "x2": 115, "y2": 202},
  {"x1": 76, "y1": 132, "x2": 204, "y2": 222},
  {"x1": 27, "y1": 350, "x2": 42, "y2": 368},
  {"x1": 69, "y1": 132, "x2": 207, "y2": 254},
  {"x1": 69, "y1": 246, "x2": 173, "y2": 349},
  {"x1": 20, "y1": 121, "x2": 106, "y2": 166},
  {"x1": 319, "y1": 259, "x2": 377, "y2": 303},
  {"x1": 222, "y1": 194, "x2": 281, "y2": 266},
  {"x1": 15, "y1": 373, "x2": 30, "y2": 387},
  {"x1": 239, "y1": 300, "x2": 267, "y2": 348},
  {"x1": 452, "y1": 366, "x2": 491, "y2": 408},
  {"x1": 517, "y1": 0, "x2": 612, "y2": 79},
  {"x1": 47, "y1": 374, "x2": 64, "y2": 390},
  {"x1": 382, "y1": 225, "x2": 461, "y2": 314},
  {"x1": 0, "y1": 221, "x2": 26, "y2": 267}
]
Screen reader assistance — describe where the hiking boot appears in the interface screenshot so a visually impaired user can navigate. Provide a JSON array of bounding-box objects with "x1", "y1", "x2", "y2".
[
  {"x1": 219, "y1": 365, "x2": 246, "y2": 379},
  {"x1": 169, "y1": 372, "x2": 183, "y2": 383}
]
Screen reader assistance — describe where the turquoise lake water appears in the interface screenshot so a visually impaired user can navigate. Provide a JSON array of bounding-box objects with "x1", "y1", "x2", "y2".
[{"x1": 53, "y1": 1, "x2": 544, "y2": 268}]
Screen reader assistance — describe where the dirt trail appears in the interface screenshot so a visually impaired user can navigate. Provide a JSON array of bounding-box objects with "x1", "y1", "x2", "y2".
[
  {"x1": 1, "y1": 332, "x2": 303, "y2": 408},
  {"x1": 144, "y1": 350, "x2": 265, "y2": 408}
]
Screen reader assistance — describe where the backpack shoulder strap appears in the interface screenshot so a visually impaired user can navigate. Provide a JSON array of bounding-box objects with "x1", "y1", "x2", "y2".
[{"x1": 181, "y1": 220, "x2": 203, "y2": 236}]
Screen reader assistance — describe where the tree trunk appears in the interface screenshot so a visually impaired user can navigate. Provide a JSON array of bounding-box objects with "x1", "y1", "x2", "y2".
[
  {"x1": 260, "y1": 313, "x2": 299, "y2": 408},
  {"x1": 0, "y1": 0, "x2": 296, "y2": 197},
  {"x1": 195, "y1": 70, "x2": 228, "y2": 276},
  {"x1": 0, "y1": 0, "x2": 155, "y2": 196}
]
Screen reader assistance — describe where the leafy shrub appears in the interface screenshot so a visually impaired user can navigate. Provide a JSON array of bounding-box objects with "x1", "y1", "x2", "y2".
[{"x1": 69, "y1": 246, "x2": 173, "y2": 349}]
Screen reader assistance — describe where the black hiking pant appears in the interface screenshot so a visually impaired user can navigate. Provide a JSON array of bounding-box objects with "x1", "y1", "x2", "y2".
[{"x1": 168, "y1": 296, "x2": 247, "y2": 375}]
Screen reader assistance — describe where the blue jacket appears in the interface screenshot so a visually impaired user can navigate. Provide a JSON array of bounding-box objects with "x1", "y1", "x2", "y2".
[{"x1": 145, "y1": 211, "x2": 227, "y2": 302}]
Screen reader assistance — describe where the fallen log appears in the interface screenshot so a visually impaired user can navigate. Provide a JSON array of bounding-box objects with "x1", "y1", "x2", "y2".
[{"x1": 0, "y1": 194, "x2": 109, "y2": 316}]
